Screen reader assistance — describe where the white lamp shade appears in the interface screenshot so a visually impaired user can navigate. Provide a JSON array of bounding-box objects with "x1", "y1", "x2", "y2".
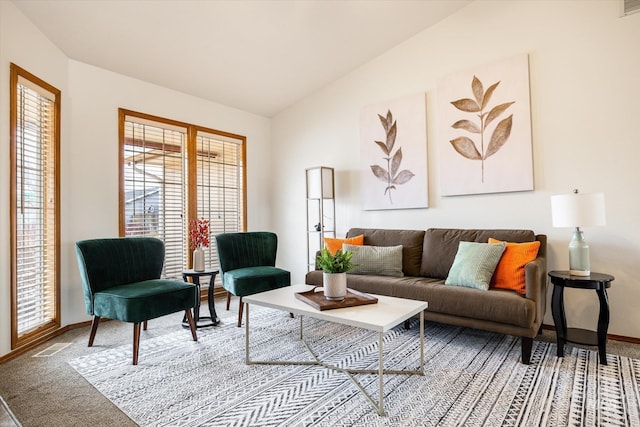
[
  {"x1": 306, "y1": 166, "x2": 334, "y2": 199},
  {"x1": 551, "y1": 192, "x2": 606, "y2": 228}
]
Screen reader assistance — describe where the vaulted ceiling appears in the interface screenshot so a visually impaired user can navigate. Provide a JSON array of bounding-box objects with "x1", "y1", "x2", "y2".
[{"x1": 13, "y1": 0, "x2": 471, "y2": 117}]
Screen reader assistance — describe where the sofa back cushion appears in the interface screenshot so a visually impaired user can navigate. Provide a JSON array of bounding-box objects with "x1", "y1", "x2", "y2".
[
  {"x1": 420, "y1": 228, "x2": 536, "y2": 279},
  {"x1": 346, "y1": 228, "x2": 425, "y2": 277}
]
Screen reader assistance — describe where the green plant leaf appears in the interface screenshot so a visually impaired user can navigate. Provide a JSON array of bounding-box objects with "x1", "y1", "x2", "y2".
[
  {"x1": 374, "y1": 140, "x2": 389, "y2": 155},
  {"x1": 370, "y1": 164, "x2": 390, "y2": 182},
  {"x1": 386, "y1": 121, "x2": 397, "y2": 152},
  {"x1": 481, "y1": 81, "x2": 500, "y2": 110},
  {"x1": 451, "y1": 98, "x2": 481, "y2": 113},
  {"x1": 392, "y1": 170, "x2": 414, "y2": 185},
  {"x1": 450, "y1": 137, "x2": 482, "y2": 160},
  {"x1": 452, "y1": 119, "x2": 481, "y2": 133},
  {"x1": 485, "y1": 101, "x2": 515, "y2": 127},
  {"x1": 316, "y1": 248, "x2": 354, "y2": 273},
  {"x1": 391, "y1": 147, "x2": 402, "y2": 177},
  {"x1": 472, "y1": 76, "x2": 484, "y2": 105},
  {"x1": 484, "y1": 115, "x2": 513, "y2": 159}
]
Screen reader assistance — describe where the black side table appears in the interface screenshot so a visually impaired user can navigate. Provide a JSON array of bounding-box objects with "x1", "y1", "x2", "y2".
[
  {"x1": 182, "y1": 269, "x2": 220, "y2": 328},
  {"x1": 549, "y1": 270, "x2": 614, "y2": 365}
]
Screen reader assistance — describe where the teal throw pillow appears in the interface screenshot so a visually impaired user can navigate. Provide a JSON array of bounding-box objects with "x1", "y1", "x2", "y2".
[
  {"x1": 445, "y1": 241, "x2": 506, "y2": 290},
  {"x1": 343, "y1": 244, "x2": 404, "y2": 277}
]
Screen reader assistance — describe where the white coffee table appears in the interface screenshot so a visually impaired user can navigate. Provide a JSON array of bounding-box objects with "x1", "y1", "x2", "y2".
[{"x1": 243, "y1": 284, "x2": 428, "y2": 416}]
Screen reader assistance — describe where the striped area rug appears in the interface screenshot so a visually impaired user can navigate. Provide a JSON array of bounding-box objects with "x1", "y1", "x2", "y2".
[{"x1": 69, "y1": 306, "x2": 640, "y2": 426}]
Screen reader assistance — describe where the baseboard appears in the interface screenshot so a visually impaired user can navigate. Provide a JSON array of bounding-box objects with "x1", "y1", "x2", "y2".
[
  {"x1": 541, "y1": 323, "x2": 640, "y2": 345},
  {"x1": 0, "y1": 319, "x2": 105, "y2": 364}
]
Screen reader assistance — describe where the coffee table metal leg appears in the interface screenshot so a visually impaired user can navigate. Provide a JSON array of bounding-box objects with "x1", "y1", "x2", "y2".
[
  {"x1": 244, "y1": 310, "x2": 423, "y2": 416},
  {"x1": 378, "y1": 331, "x2": 384, "y2": 416},
  {"x1": 245, "y1": 303, "x2": 250, "y2": 364},
  {"x1": 420, "y1": 311, "x2": 424, "y2": 373}
]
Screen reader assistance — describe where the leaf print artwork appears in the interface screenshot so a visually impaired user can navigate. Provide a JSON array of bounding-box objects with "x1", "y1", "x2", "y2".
[
  {"x1": 370, "y1": 110, "x2": 415, "y2": 203},
  {"x1": 450, "y1": 75, "x2": 514, "y2": 182}
]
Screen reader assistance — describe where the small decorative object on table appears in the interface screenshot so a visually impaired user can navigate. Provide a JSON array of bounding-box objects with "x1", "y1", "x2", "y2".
[
  {"x1": 315, "y1": 247, "x2": 354, "y2": 301},
  {"x1": 295, "y1": 286, "x2": 377, "y2": 310},
  {"x1": 189, "y1": 217, "x2": 210, "y2": 272}
]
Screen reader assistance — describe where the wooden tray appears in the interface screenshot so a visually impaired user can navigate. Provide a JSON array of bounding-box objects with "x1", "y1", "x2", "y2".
[{"x1": 295, "y1": 287, "x2": 378, "y2": 311}]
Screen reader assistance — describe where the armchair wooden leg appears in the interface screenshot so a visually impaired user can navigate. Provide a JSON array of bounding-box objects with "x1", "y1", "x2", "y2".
[
  {"x1": 226, "y1": 291, "x2": 232, "y2": 311},
  {"x1": 237, "y1": 297, "x2": 244, "y2": 327},
  {"x1": 143, "y1": 320, "x2": 148, "y2": 331},
  {"x1": 133, "y1": 323, "x2": 141, "y2": 365},
  {"x1": 185, "y1": 310, "x2": 198, "y2": 341},
  {"x1": 88, "y1": 316, "x2": 100, "y2": 347}
]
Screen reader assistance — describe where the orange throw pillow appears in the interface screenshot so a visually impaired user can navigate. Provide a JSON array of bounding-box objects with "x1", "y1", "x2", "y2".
[
  {"x1": 323, "y1": 235, "x2": 364, "y2": 255},
  {"x1": 488, "y1": 238, "x2": 540, "y2": 295}
]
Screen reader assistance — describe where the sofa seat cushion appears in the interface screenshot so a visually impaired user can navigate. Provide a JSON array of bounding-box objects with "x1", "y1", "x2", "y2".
[
  {"x1": 222, "y1": 266, "x2": 290, "y2": 297},
  {"x1": 394, "y1": 281, "x2": 535, "y2": 328},
  {"x1": 93, "y1": 279, "x2": 197, "y2": 323},
  {"x1": 347, "y1": 228, "x2": 425, "y2": 277},
  {"x1": 420, "y1": 228, "x2": 536, "y2": 279},
  {"x1": 306, "y1": 271, "x2": 535, "y2": 328}
]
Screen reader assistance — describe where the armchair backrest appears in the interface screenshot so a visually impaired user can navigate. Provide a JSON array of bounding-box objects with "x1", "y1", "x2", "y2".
[
  {"x1": 75, "y1": 237, "x2": 165, "y2": 314},
  {"x1": 215, "y1": 232, "x2": 278, "y2": 273}
]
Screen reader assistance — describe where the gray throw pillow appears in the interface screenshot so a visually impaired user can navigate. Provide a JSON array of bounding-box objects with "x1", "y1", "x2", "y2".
[
  {"x1": 343, "y1": 244, "x2": 404, "y2": 277},
  {"x1": 445, "y1": 241, "x2": 506, "y2": 290}
]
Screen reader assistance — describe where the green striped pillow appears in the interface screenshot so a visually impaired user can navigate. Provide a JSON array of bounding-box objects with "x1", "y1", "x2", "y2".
[
  {"x1": 343, "y1": 244, "x2": 404, "y2": 277},
  {"x1": 445, "y1": 241, "x2": 506, "y2": 290}
]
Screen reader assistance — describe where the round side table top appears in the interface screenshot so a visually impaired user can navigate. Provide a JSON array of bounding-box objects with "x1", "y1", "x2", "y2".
[{"x1": 182, "y1": 268, "x2": 219, "y2": 276}]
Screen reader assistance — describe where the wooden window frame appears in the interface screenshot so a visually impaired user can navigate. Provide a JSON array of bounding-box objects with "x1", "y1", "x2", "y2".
[
  {"x1": 118, "y1": 109, "x2": 247, "y2": 276},
  {"x1": 10, "y1": 63, "x2": 61, "y2": 349}
]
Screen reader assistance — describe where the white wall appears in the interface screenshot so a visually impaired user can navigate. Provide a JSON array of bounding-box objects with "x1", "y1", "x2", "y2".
[
  {"x1": 0, "y1": 1, "x2": 272, "y2": 357},
  {"x1": 272, "y1": 0, "x2": 640, "y2": 339}
]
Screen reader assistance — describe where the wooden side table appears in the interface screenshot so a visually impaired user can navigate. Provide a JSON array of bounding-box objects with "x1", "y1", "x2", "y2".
[
  {"x1": 182, "y1": 269, "x2": 220, "y2": 328},
  {"x1": 548, "y1": 270, "x2": 614, "y2": 365}
]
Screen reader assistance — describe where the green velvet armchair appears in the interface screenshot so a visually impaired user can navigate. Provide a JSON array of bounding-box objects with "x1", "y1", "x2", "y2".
[
  {"x1": 215, "y1": 232, "x2": 291, "y2": 327},
  {"x1": 75, "y1": 237, "x2": 198, "y2": 365}
]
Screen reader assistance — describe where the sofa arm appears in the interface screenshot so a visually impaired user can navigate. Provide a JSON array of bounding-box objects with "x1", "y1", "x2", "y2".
[{"x1": 524, "y1": 257, "x2": 547, "y2": 326}]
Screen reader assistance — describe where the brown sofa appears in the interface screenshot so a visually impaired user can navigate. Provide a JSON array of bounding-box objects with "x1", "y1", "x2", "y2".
[{"x1": 305, "y1": 228, "x2": 547, "y2": 364}]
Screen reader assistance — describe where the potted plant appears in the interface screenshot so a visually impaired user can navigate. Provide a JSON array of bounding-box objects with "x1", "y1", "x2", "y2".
[
  {"x1": 316, "y1": 248, "x2": 354, "y2": 300},
  {"x1": 189, "y1": 217, "x2": 210, "y2": 271}
]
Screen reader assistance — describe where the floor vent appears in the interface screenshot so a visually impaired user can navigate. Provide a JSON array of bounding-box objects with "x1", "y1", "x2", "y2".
[{"x1": 32, "y1": 343, "x2": 71, "y2": 357}]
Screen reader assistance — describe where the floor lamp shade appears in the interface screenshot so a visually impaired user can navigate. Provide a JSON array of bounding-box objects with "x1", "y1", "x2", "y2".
[{"x1": 551, "y1": 192, "x2": 606, "y2": 276}]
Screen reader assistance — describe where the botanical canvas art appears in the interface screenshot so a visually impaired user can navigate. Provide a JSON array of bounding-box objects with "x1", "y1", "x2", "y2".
[
  {"x1": 360, "y1": 93, "x2": 428, "y2": 210},
  {"x1": 438, "y1": 54, "x2": 533, "y2": 196}
]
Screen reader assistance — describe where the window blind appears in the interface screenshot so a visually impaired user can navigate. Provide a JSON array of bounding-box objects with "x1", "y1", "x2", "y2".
[
  {"x1": 11, "y1": 64, "x2": 61, "y2": 348},
  {"x1": 196, "y1": 131, "x2": 245, "y2": 283},
  {"x1": 123, "y1": 118, "x2": 187, "y2": 280}
]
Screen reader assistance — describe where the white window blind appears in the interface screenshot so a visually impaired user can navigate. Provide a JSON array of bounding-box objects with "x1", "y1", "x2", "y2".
[
  {"x1": 196, "y1": 131, "x2": 245, "y2": 274},
  {"x1": 122, "y1": 117, "x2": 187, "y2": 280},
  {"x1": 120, "y1": 110, "x2": 246, "y2": 288},
  {"x1": 11, "y1": 64, "x2": 61, "y2": 348}
]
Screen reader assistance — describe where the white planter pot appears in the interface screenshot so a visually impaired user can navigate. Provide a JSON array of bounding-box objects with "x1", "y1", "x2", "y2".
[
  {"x1": 193, "y1": 247, "x2": 205, "y2": 272},
  {"x1": 323, "y1": 272, "x2": 347, "y2": 301}
]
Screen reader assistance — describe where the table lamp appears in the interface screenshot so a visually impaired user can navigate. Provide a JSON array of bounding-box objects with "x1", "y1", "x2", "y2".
[{"x1": 551, "y1": 190, "x2": 606, "y2": 276}]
